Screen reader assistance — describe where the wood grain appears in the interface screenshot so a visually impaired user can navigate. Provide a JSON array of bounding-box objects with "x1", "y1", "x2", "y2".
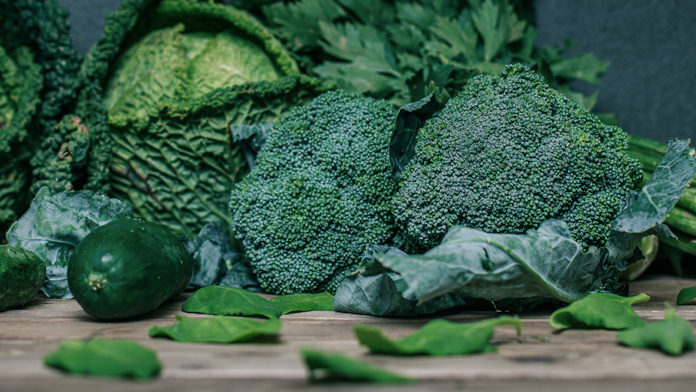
[{"x1": 1, "y1": 275, "x2": 695, "y2": 391}]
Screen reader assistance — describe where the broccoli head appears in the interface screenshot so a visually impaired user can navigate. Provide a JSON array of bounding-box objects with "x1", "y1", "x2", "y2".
[
  {"x1": 393, "y1": 65, "x2": 643, "y2": 252},
  {"x1": 230, "y1": 90, "x2": 398, "y2": 294}
]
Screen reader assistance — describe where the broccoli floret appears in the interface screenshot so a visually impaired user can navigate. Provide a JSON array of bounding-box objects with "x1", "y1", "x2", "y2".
[
  {"x1": 393, "y1": 65, "x2": 643, "y2": 252},
  {"x1": 230, "y1": 90, "x2": 398, "y2": 294}
]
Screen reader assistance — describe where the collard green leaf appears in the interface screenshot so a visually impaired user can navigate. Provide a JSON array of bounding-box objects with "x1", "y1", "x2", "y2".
[
  {"x1": 617, "y1": 307, "x2": 695, "y2": 355},
  {"x1": 676, "y1": 286, "x2": 696, "y2": 305},
  {"x1": 270, "y1": 292, "x2": 334, "y2": 315},
  {"x1": 301, "y1": 348, "x2": 413, "y2": 384},
  {"x1": 44, "y1": 339, "x2": 161, "y2": 379},
  {"x1": 149, "y1": 315, "x2": 281, "y2": 343},
  {"x1": 6, "y1": 188, "x2": 132, "y2": 298},
  {"x1": 550, "y1": 293, "x2": 649, "y2": 330},
  {"x1": 182, "y1": 286, "x2": 334, "y2": 318},
  {"x1": 355, "y1": 316, "x2": 521, "y2": 356},
  {"x1": 182, "y1": 286, "x2": 281, "y2": 318}
]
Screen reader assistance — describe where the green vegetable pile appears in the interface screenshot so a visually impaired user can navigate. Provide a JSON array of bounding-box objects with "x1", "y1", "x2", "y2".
[{"x1": 0, "y1": 0, "x2": 80, "y2": 236}]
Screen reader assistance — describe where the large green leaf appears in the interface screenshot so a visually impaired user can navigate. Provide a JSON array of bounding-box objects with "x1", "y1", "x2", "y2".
[
  {"x1": 149, "y1": 315, "x2": 281, "y2": 343},
  {"x1": 355, "y1": 316, "x2": 521, "y2": 356},
  {"x1": 549, "y1": 293, "x2": 649, "y2": 330},
  {"x1": 44, "y1": 339, "x2": 161, "y2": 379},
  {"x1": 301, "y1": 348, "x2": 413, "y2": 383},
  {"x1": 182, "y1": 285, "x2": 334, "y2": 318},
  {"x1": 270, "y1": 292, "x2": 334, "y2": 315},
  {"x1": 617, "y1": 307, "x2": 695, "y2": 355},
  {"x1": 5, "y1": 188, "x2": 132, "y2": 298},
  {"x1": 182, "y1": 286, "x2": 281, "y2": 318}
]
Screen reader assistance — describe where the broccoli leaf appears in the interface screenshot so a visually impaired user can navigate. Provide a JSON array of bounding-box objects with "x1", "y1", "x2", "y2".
[
  {"x1": 617, "y1": 307, "x2": 695, "y2": 355},
  {"x1": 182, "y1": 286, "x2": 334, "y2": 318},
  {"x1": 549, "y1": 293, "x2": 649, "y2": 330},
  {"x1": 390, "y1": 93, "x2": 445, "y2": 179},
  {"x1": 676, "y1": 286, "x2": 696, "y2": 305},
  {"x1": 149, "y1": 315, "x2": 281, "y2": 343},
  {"x1": 549, "y1": 53, "x2": 609, "y2": 85},
  {"x1": 355, "y1": 316, "x2": 521, "y2": 356},
  {"x1": 270, "y1": 292, "x2": 334, "y2": 315},
  {"x1": 44, "y1": 339, "x2": 160, "y2": 379},
  {"x1": 333, "y1": 245, "x2": 469, "y2": 317},
  {"x1": 300, "y1": 348, "x2": 413, "y2": 383},
  {"x1": 182, "y1": 286, "x2": 281, "y2": 318},
  {"x1": 6, "y1": 188, "x2": 131, "y2": 298}
]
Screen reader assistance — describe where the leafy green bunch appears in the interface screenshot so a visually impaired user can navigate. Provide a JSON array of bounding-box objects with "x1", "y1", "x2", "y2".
[
  {"x1": 240, "y1": 0, "x2": 608, "y2": 109},
  {"x1": 0, "y1": 0, "x2": 81, "y2": 237}
]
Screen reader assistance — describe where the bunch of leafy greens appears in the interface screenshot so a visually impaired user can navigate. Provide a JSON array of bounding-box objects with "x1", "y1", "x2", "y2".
[
  {"x1": 0, "y1": 0, "x2": 81, "y2": 237},
  {"x1": 239, "y1": 0, "x2": 608, "y2": 111},
  {"x1": 5, "y1": 188, "x2": 132, "y2": 299},
  {"x1": 31, "y1": 0, "x2": 331, "y2": 238},
  {"x1": 333, "y1": 67, "x2": 696, "y2": 316}
]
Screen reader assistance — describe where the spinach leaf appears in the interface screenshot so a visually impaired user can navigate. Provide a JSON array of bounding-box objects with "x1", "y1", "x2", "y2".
[
  {"x1": 6, "y1": 188, "x2": 131, "y2": 298},
  {"x1": 617, "y1": 307, "x2": 695, "y2": 355},
  {"x1": 550, "y1": 293, "x2": 649, "y2": 330},
  {"x1": 43, "y1": 339, "x2": 160, "y2": 379},
  {"x1": 300, "y1": 348, "x2": 413, "y2": 383},
  {"x1": 182, "y1": 286, "x2": 281, "y2": 318},
  {"x1": 270, "y1": 292, "x2": 334, "y2": 315},
  {"x1": 149, "y1": 315, "x2": 281, "y2": 343},
  {"x1": 355, "y1": 316, "x2": 521, "y2": 356},
  {"x1": 333, "y1": 140, "x2": 695, "y2": 316},
  {"x1": 676, "y1": 286, "x2": 696, "y2": 305},
  {"x1": 182, "y1": 286, "x2": 334, "y2": 318}
]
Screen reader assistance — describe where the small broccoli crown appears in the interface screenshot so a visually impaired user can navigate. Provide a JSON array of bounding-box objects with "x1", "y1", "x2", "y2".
[
  {"x1": 393, "y1": 64, "x2": 643, "y2": 251},
  {"x1": 230, "y1": 90, "x2": 398, "y2": 294}
]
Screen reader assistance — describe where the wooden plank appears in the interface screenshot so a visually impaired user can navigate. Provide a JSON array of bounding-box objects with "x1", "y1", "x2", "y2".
[{"x1": 1, "y1": 275, "x2": 695, "y2": 391}]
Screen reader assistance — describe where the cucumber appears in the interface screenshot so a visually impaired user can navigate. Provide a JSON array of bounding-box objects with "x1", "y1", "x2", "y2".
[
  {"x1": 0, "y1": 246, "x2": 46, "y2": 311},
  {"x1": 68, "y1": 219, "x2": 191, "y2": 320}
]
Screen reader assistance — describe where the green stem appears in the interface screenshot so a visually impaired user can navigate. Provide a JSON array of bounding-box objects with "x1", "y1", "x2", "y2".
[
  {"x1": 665, "y1": 207, "x2": 696, "y2": 238},
  {"x1": 659, "y1": 233, "x2": 696, "y2": 257}
]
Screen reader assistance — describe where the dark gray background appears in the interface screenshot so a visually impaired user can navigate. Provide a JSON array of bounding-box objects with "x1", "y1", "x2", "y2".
[{"x1": 57, "y1": 0, "x2": 695, "y2": 142}]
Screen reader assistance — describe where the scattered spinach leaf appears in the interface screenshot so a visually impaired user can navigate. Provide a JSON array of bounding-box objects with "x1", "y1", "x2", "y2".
[
  {"x1": 270, "y1": 292, "x2": 334, "y2": 315},
  {"x1": 676, "y1": 286, "x2": 696, "y2": 305},
  {"x1": 182, "y1": 286, "x2": 334, "y2": 318},
  {"x1": 43, "y1": 339, "x2": 160, "y2": 379},
  {"x1": 617, "y1": 307, "x2": 695, "y2": 355},
  {"x1": 182, "y1": 286, "x2": 281, "y2": 318},
  {"x1": 149, "y1": 315, "x2": 282, "y2": 343},
  {"x1": 550, "y1": 293, "x2": 649, "y2": 330},
  {"x1": 6, "y1": 188, "x2": 132, "y2": 298},
  {"x1": 355, "y1": 316, "x2": 521, "y2": 356},
  {"x1": 300, "y1": 348, "x2": 413, "y2": 384}
]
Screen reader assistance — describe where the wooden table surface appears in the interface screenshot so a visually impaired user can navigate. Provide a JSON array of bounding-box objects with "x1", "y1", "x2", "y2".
[{"x1": 1, "y1": 275, "x2": 695, "y2": 392}]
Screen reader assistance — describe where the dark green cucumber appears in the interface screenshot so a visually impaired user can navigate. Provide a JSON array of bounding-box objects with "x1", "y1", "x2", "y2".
[
  {"x1": 0, "y1": 246, "x2": 46, "y2": 311},
  {"x1": 68, "y1": 219, "x2": 190, "y2": 320}
]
